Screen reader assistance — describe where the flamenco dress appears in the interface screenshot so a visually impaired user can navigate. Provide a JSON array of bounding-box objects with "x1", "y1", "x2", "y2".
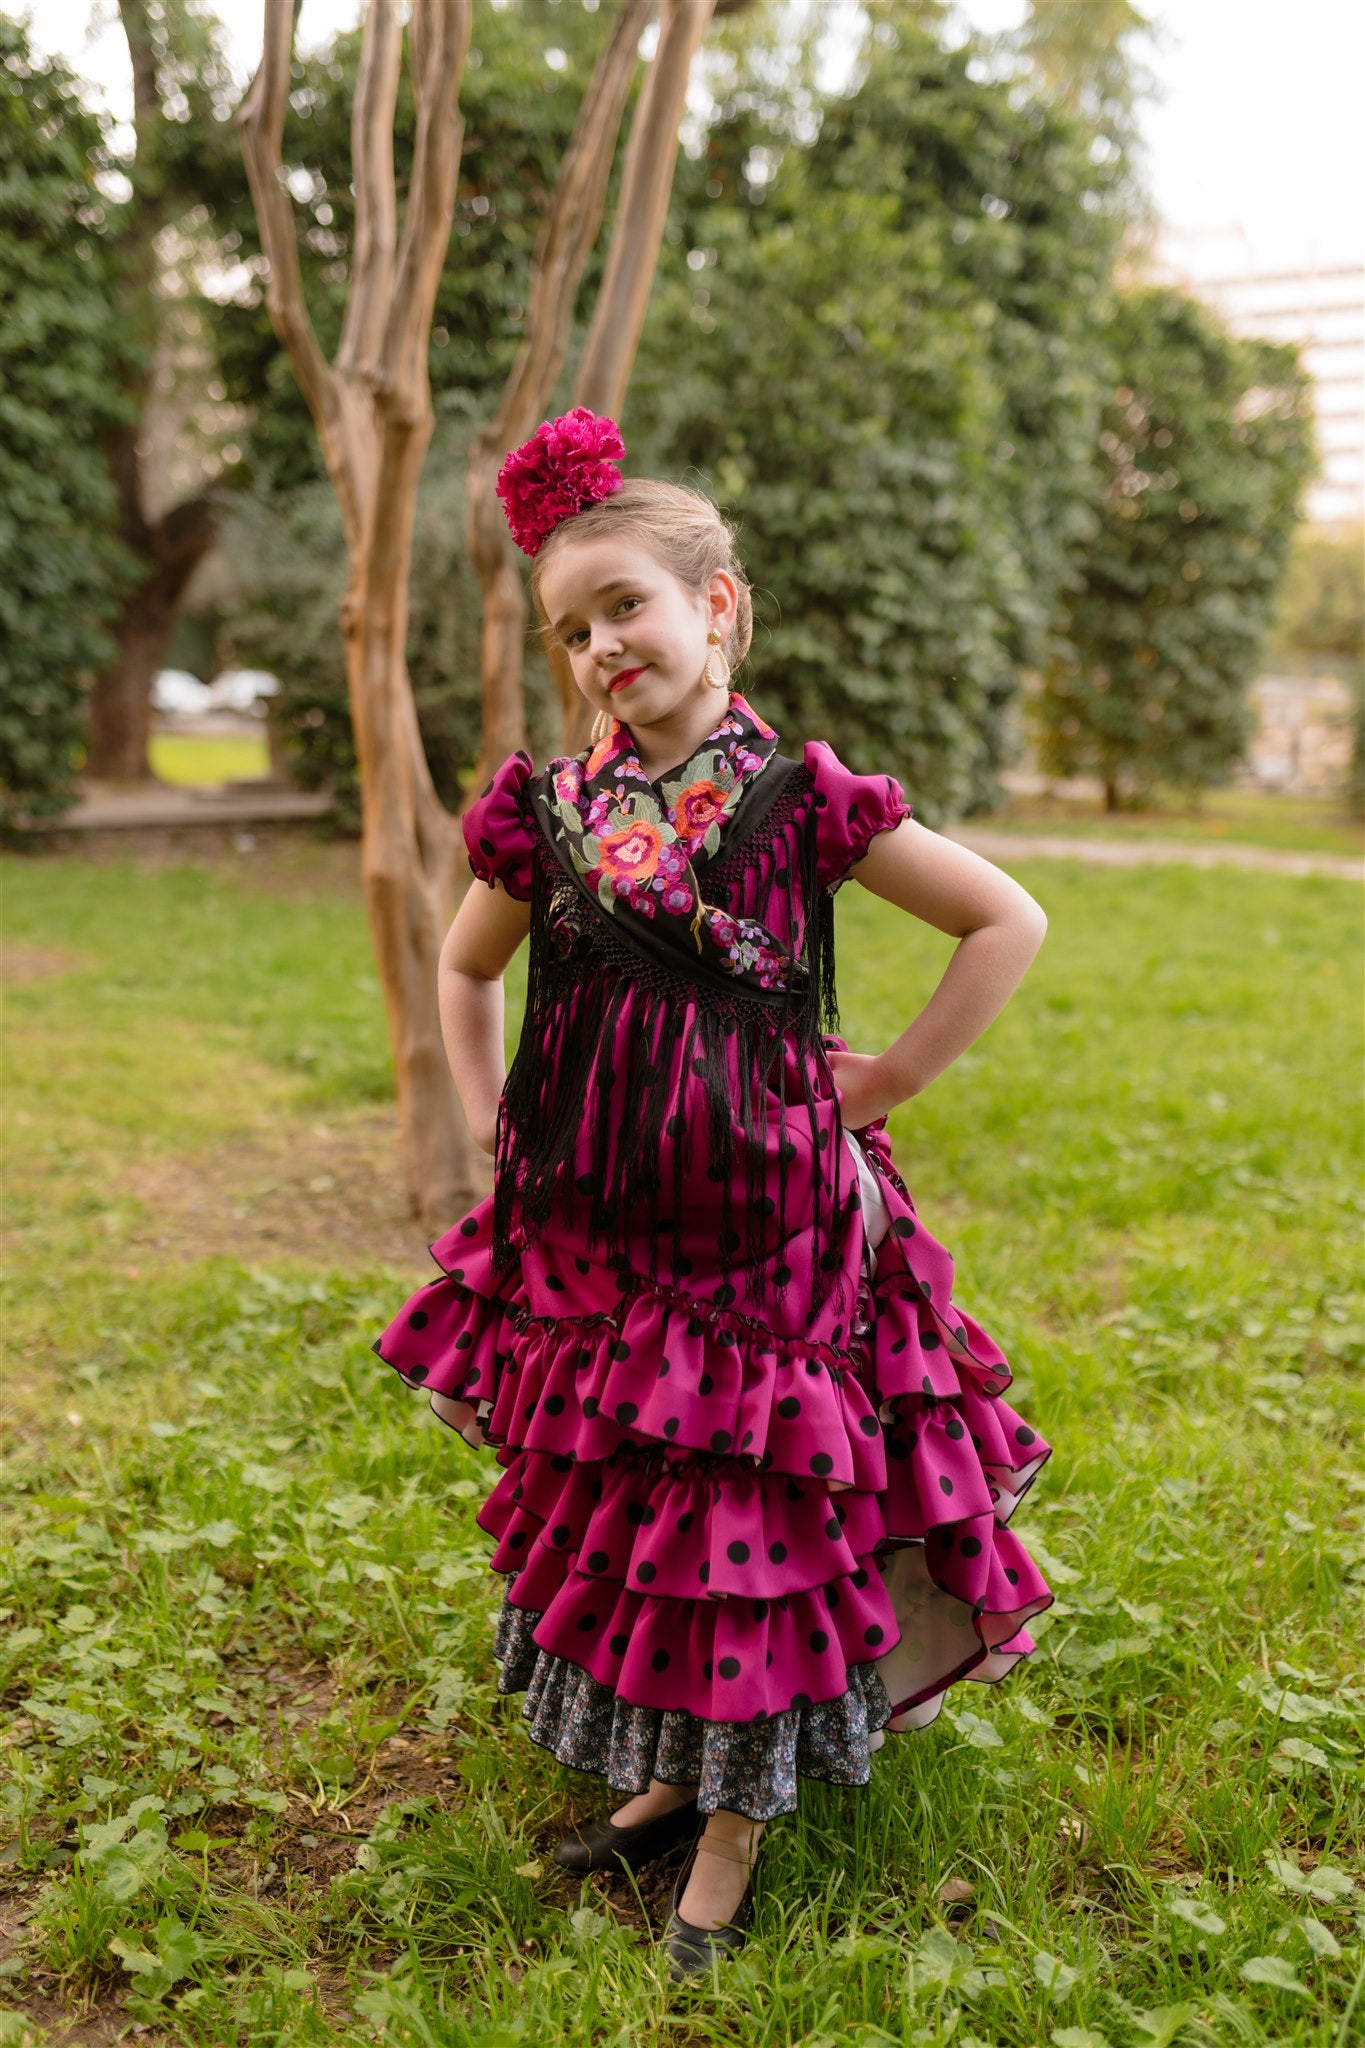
[{"x1": 374, "y1": 695, "x2": 1054, "y2": 1822}]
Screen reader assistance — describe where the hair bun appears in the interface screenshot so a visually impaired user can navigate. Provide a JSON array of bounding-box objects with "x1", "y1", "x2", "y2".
[{"x1": 496, "y1": 408, "x2": 626, "y2": 557}]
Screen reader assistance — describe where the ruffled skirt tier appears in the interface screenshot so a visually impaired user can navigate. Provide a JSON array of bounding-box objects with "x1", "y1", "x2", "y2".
[{"x1": 374, "y1": 1122, "x2": 1053, "y2": 1812}]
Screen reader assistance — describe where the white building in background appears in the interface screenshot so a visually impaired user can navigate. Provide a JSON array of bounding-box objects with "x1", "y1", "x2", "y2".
[{"x1": 1148, "y1": 227, "x2": 1364, "y2": 532}]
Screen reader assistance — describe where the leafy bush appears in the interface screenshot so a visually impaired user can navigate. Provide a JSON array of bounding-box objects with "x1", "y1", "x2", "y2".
[
  {"x1": 1033, "y1": 286, "x2": 1316, "y2": 807},
  {"x1": 0, "y1": 23, "x2": 135, "y2": 824},
  {"x1": 634, "y1": 1, "x2": 1120, "y2": 823}
]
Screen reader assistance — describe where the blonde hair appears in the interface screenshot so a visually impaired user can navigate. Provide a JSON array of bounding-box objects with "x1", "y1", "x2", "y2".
[{"x1": 529, "y1": 476, "x2": 754, "y2": 668}]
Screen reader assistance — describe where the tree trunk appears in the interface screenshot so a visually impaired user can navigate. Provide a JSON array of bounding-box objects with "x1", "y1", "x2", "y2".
[
  {"x1": 86, "y1": 535, "x2": 213, "y2": 780},
  {"x1": 86, "y1": 600, "x2": 165, "y2": 782},
  {"x1": 346, "y1": 415, "x2": 476, "y2": 1230},
  {"x1": 351, "y1": 627, "x2": 474, "y2": 1226}
]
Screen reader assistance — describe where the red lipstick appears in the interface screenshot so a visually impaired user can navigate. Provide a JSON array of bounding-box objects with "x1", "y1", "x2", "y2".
[{"x1": 607, "y1": 666, "x2": 645, "y2": 694}]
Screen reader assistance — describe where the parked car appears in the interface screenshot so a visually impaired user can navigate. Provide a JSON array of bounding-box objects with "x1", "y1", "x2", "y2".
[
  {"x1": 151, "y1": 669, "x2": 213, "y2": 715},
  {"x1": 206, "y1": 670, "x2": 280, "y2": 717}
]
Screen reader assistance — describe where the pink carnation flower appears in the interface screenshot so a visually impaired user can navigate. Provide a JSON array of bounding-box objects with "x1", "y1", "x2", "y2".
[{"x1": 496, "y1": 408, "x2": 626, "y2": 557}]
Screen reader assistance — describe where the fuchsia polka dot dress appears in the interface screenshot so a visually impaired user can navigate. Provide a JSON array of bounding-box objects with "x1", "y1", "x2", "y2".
[{"x1": 375, "y1": 737, "x2": 1053, "y2": 1820}]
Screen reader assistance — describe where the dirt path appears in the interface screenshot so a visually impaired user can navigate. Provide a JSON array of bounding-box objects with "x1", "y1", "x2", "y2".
[
  {"x1": 120, "y1": 1104, "x2": 472, "y2": 1276},
  {"x1": 945, "y1": 825, "x2": 1362, "y2": 881}
]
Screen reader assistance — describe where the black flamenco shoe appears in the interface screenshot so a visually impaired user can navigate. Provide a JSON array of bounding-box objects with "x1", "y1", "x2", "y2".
[
  {"x1": 662, "y1": 1820, "x2": 761, "y2": 1984},
  {"x1": 551, "y1": 1793, "x2": 700, "y2": 1875}
]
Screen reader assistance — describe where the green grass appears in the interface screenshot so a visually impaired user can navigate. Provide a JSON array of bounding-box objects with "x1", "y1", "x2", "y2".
[
  {"x1": 976, "y1": 788, "x2": 1362, "y2": 859},
  {"x1": 2, "y1": 845, "x2": 1362, "y2": 2046},
  {"x1": 150, "y1": 733, "x2": 272, "y2": 786}
]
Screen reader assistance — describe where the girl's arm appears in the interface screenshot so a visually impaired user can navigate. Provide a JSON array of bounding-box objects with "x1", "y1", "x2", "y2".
[
  {"x1": 439, "y1": 880, "x2": 533, "y2": 1155},
  {"x1": 826, "y1": 818, "x2": 1047, "y2": 1131}
]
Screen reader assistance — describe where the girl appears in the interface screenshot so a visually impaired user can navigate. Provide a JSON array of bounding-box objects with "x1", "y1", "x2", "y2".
[{"x1": 375, "y1": 408, "x2": 1054, "y2": 1983}]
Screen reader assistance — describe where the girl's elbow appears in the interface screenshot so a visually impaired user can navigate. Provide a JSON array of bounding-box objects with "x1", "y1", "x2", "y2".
[{"x1": 1016, "y1": 894, "x2": 1048, "y2": 952}]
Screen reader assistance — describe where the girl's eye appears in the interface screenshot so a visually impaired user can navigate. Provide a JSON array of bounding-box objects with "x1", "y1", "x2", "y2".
[{"x1": 563, "y1": 596, "x2": 640, "y2": 649}]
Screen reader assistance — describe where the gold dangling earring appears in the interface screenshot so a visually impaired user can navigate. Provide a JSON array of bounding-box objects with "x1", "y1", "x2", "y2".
[
  {"x1": 703, "y1": 628, "x2": 731, "y2": 692},
  {"x1": 590, "y1": 707, "x2": 613, "y2": 745}
]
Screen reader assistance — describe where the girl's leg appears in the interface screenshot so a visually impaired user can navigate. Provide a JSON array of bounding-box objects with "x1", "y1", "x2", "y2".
[
  {"x1": 610, "y1": 1777, "x2": 700, "y2": 1827},
  {"x1": 676, "y1": 1808, "x2": 765, "y2": 1929}
]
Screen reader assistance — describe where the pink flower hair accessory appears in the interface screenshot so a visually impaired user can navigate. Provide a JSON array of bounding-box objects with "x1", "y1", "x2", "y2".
[{"x1": 496, "y1": 407, "x2": 626, "y2": 557}]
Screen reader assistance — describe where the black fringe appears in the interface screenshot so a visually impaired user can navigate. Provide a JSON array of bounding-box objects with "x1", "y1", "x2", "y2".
[{"x1": 493, "y1": 766, "x2": 847, "y2": 1325}]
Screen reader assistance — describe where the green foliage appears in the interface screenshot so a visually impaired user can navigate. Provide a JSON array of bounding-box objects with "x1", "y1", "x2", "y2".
[
  {"x1": 1033, "y1": 287, "x2": 1316, "y2": 806},
  {"x1": 0, "y1": 22, "x2": 135, "y2": 823},
  {"x1": 1271, "y1": 525, "x2": 1365, "y2": 661},
  {"x1": 635, "y1": 1, "x2": 1120, "y2": 823},
  {"x1": 1014, "y1": 0, "x2": 1159, "y2": 207},
  {"x1": 2, "y1": 846, "x2": 1362, "y2": 2038}
]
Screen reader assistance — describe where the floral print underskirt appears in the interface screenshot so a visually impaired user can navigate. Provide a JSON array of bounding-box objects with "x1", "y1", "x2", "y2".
[{"x1": 493, "y1": 1574, "x2": 894, "y2": 1821}]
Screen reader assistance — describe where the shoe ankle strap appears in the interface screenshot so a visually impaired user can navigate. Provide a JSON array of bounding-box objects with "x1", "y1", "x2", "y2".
[{"x1": 697, "y1": 1831, "x2": 760, "y2": 1867}]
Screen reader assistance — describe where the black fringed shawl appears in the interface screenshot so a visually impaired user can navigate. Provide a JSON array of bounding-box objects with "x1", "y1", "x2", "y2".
[{"x1": 492, "y1": 755, "x2": 846, "y2": 1321}]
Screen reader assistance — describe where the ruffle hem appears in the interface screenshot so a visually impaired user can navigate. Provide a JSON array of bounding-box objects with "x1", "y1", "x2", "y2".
[{"x1": 373, "y1": 1122, "x2": 1053, "y2": 1818}]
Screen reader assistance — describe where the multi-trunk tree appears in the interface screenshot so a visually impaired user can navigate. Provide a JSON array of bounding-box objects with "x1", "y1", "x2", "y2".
[{"x1": 238, "y1": 0, "x2": 719, "y2": 1226}]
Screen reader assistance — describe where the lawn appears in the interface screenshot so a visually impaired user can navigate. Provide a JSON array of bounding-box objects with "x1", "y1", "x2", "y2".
[
  {"x1": 976, "y1": 788, "x2": 1361, "y2": 860},
  {"x1": 149, "y1": 735, "x2": 272, "y2": 787},
  {"x1": 2, "y1": 844, "x2": 1361, "y2": 2048}
]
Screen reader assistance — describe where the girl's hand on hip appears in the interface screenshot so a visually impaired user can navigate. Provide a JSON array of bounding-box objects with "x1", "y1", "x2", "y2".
[{"x1": 825, "y1": 1049, "x2": 908, "y2": 1132}]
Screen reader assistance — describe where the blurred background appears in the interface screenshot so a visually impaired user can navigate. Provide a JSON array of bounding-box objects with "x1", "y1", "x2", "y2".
[{"x1": 6, "y1": 0, "x2": 1363, "y2": 842}]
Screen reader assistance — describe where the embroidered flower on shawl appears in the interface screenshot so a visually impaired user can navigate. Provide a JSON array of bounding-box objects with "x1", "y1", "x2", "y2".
[
  {"x1": 585, "y1": 726, "x2": 618, "y2": 778},
  {"x1": 673, "y1": 777, "x2": 730, "y2": 844},
  {"x1": 597, "y1": 820, "x2": 664, "y2": 884},
  {"x1": 709, "y1": 909, "x2": 789, "y2": 988}
]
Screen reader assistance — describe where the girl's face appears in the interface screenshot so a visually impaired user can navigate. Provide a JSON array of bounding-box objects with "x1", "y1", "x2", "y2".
[{"x1": 539, "y1": 535, "x2": 737, "y2": 743}]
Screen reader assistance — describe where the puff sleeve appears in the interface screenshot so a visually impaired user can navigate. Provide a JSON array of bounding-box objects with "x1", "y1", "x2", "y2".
[
  {"x1": 462, "y1": 749, "x2": 537, "y2": 901},
  {"x1": 804, "y1": 739, "x2": 913, "y2": 894}
]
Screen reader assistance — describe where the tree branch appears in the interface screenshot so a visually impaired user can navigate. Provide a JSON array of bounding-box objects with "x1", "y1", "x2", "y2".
[
  {"x1": 382, "y1": 0, "x2": 472, "y2": 412},
  {"x1": 117, "y1": 0, "x2": 160, "y2": 145},
  {"x1": 237, "y1": 0, "x2": 349, "y2": 515},
  {"x1": 574, "y1": 0, "x2": 717, "y2": 420},
  {"x1": 336, "y1": 0, "x2": 401, "y2": 384},
  {"x1": 494, "y1": 0, "x2": 654, "y2": 450},
  {"x1": 152, "y1": 490, "x2": 219, "y2": 576}
]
